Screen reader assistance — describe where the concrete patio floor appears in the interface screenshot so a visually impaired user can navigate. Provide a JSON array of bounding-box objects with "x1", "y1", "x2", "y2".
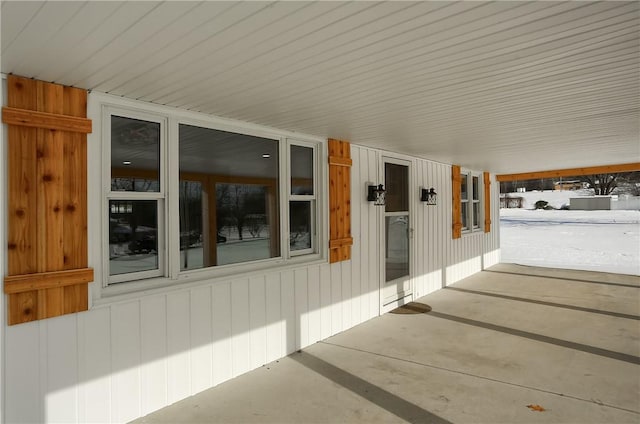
[{"x1": 133, "y1": 264, "x2": 640, "y2": 424}]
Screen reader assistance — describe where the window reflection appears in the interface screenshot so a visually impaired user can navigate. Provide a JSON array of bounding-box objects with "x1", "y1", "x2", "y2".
[
  {"x1": 109, "y1": 200, "x2": 159, "y2": 275},
  {"x1": 111, "y1": 116, "x2": 160, "y2": 192},
  {"x1": 179, "y1": 124, "x2": 280, "y2": 269},
  {"x1": 290, "y1": 201, "x2": 312, "y2": 251},
  {"x1": 385, "y1": 216, "x2": 409, "y2": 282}
]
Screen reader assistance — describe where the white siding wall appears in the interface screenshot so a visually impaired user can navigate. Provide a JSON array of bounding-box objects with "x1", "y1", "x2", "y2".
[{"x1": 2, "y1": 144, "x2": 499, "y2": 423}]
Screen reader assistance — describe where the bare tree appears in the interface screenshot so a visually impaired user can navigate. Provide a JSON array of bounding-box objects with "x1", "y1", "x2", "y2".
[{"x1": 581, "y1": 174, "x2": 619, "y2": 195}]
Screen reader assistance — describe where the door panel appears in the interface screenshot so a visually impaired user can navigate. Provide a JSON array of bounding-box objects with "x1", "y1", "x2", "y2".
[{"x1": 382, "y1": 159, "x2": 412, "y2": 307}]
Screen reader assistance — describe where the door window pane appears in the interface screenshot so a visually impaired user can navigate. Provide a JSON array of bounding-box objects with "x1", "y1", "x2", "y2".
[
  {"x1": 385, "y1": 216, "x2": 409, "y2": 282},
  {"x1": 111, "y1": 116, "x2": 160, "y2": 192},
  {"x1": 385, "y1": 163, "x2": 409, "y2": 212},
  {"x1": 109, "y1": 200, "x2": 159, "y2": 275},
  {"x1": 291, "y1": 145, "x2": 314, "y2": 195},
  {"x1": 290, "y1": 201, "x2": 312, "y2": 251}
]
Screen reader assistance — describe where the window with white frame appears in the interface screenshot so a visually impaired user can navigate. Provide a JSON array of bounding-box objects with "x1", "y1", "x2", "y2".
[
  {"x1": 105, "y1": 106, "x2": 322, "y2": 285},
  {"x1": 460, "y1": 170, "x2": 483, "y2": 233}
]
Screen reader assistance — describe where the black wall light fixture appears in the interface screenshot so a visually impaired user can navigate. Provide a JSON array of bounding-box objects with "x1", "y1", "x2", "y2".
[
  {"x1": 367, "y1": 184, "x2": 386, "y2": 206},
  {"x1": 420, "y1": 187, "x2": 437, "y2": 205}
]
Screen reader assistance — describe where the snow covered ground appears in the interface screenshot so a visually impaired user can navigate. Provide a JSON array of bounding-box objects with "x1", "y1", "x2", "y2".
[{"x1": 500, "y1": 209, "x2": 640, "y2": 275}]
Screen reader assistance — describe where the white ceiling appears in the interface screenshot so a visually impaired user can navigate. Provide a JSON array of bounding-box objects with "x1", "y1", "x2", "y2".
[{"x1": 2, "y1": 1, "x2": 639, "y2": 174}]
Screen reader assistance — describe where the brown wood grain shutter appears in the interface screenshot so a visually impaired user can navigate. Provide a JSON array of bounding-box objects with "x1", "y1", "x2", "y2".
[
  {"x1": 328, "y1": 139, "x2": 353, "y2": 263},
  {"x1": 3, "y1": 75, "x2": 93, "y2": 325},
  {"x1": 452, "y1": 165, "x2": 462, "y2": 239},
  {"x1": 483, "y1": 172, "x2": 491, "y2": 233}
]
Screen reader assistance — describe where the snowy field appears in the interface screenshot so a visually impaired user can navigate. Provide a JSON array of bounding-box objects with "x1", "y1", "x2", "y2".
[{"x1": 500, "y1": 209, "x2": 640, "y2": 275}]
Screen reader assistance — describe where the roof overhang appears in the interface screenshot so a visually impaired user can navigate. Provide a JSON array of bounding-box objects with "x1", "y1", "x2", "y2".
[{"x1": 2, "y1": 1, "x2": 639, "y2": 174}]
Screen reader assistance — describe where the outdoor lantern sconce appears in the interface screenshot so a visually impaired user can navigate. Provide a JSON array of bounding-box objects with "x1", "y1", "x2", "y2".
[
  {"x1": 367, "y1": 184, "x2": 386, "y2": 206},
  {"x1": 420, "y1": 187, "x2": 437, "y2": 205}
]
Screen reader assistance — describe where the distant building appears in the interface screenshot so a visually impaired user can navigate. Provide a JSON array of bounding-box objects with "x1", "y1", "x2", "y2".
[{"x1": 554, "y1": 180, "x2": 586, "y2": 190}]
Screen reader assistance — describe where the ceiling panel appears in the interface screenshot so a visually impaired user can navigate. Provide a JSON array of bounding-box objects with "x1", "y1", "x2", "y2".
[{"x1": 1, "y1": 0, "x2": 638, "y2": 174}]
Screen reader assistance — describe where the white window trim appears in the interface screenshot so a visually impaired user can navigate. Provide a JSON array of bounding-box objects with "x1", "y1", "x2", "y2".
[
  {"x1": 287, "y1": 138, "x2": 319, "y2": 257},
  {"x1": 91, "y1": 92, "x2": 327, "y2": 301}
]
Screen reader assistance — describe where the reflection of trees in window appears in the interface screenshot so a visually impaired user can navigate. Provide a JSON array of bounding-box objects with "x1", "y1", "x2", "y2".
[{"x1": 217, "y1": 184, "x2": 267, "y2": 241}]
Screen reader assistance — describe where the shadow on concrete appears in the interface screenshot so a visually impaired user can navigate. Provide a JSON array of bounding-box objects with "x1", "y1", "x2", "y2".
[
  {"x1": 426, "y1": 311, "x2": 640, "y2": 365},
  {"x1": 484, "y1": 269, "x2": 640, "y2": 289},
  {"x1": 291, "y1": 351, "x2": 453, "y2": 424},
  {"x1": 444, "y1": 286, "x2": 640, "y2": 320}
]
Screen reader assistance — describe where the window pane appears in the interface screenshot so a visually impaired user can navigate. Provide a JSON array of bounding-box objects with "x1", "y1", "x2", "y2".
[
  {"x1": 385, "y1": 215, "x2": 409, "y2": 282},
  {"x1": 461, "y1": 202, "x2": 468, "y2": 230},
  {"x1": 179, "y1": 124, "x2": 280, "y2": 268},
  {"x1": 461, "y1": 175, "x2": 468, "y2": 201},
  {"x1": 385, "y1": 163, "x2": 409, "y2": 212},
  {"x1": 111, "y1": 116, "x2": 160, "y2": 192},
  {"x1": 290, "y1": 201, "x2": 312, "y2": 251},
  {"x1": 473, "y1": 176, "x2": 479, "y2": 200},
  {"x1": 473, "y1": 202, "x2": 480, "y2": 228},
  {"x1": 109, "y1": 200, "x2": 159, "y2": 275},
  {"x1": 179, "y1": 180, "x2": 204, "y2": 271},
  {"x1": 291, "y1": 145, "x2": 314, "y2": 195}
]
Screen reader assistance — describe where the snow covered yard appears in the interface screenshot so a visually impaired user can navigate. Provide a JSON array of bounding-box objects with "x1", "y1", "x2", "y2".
[{"x1": 500, "y1": 209, "x2": 640, "y2": 276}]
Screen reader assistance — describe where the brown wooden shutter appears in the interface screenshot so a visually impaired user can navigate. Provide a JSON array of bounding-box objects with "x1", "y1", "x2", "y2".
[
  {"x1": 328, "y1": 139, "x2": 353, "y2": 263},
  {"x1": 452, "y1": 165, "x2": 462, "y2": 239},
  {"x1": 3, "y1": 75, "x2": 93, "y2": 325},
  {"x1": 483, "y1": 172, "x2": 491, "y2": 233}
]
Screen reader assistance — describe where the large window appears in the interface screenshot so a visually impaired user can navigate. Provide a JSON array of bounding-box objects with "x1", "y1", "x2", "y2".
[
  {"x1": 104, "y1": 107, "x2": 322, "y2": 286},
  {"x1": 460, "y1": 170, "x2": 483, "y2": 233}
]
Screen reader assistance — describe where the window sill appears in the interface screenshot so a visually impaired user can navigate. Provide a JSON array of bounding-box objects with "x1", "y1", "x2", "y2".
[{"x1": 92, "y1": 254, "x2": 328, "y2": 307}]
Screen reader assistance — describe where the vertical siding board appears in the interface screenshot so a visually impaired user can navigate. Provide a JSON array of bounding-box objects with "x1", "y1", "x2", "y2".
[
  {"x1": 357, "y1": 147, "x2": 370, "y2": 321},
  {"x1": 280, "y1": 271, "x2": 296, "y2": 354},
  {"x1": 319, "y1": 264, "x2": 332, "y2": 339},
  {"x1": 46, "y1": 314, "x2": 79, "y2": 423},
  {"x1": 111, "y1": 301, "x2": 141, "y2": 423},
  {"x1": 341, "y1": 260, "x2": 352, "y2": 330},
  {"x1": 349, "y1": 148, "x2": 361, "y2": 323},
  {"x1": 330, "y1": 263, "x2": 342, "y2": 334},
  {"x1": 368, "y1": 149, "x2": 379, "y2": 317},
  {"x1": 265, "y1": 273, "x2": 283, "y2": 362},
  {"x1": 249, "y1": 276, "x2": 267, "y2": 369},
  {"x1": 167, "y1": 291, "x2": 191, "y2": 403},
  {"x1": 416, "y1": 161, "x2": 424, "y2": 298},
  {"x1": 140, "y1": 296, "x2": 168, "y2": 416},
  {"x1": 294, "y1": 268, "x2": 308, "y2": 349},
  {"x1": 212, "y1": 282, "x2": 232, "y2": 386},
  {"x1": 190, "y1": 286, "x2": 213, "y2": 394},
  {"x1": 77, "y1": 307, "x2": 111, "y2": 424},
  {"x1": 307, "y1": 265, "x2": 321, "y2": 344},
  {"x1": 231, "y1": 279, "x2": 250, "y2": 377},
  {"x1": 5, "y1": 321, "x2": 41, "y2": 423}
]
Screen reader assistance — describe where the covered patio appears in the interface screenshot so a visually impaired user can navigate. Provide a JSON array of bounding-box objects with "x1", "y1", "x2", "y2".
[{"x1": 134, "y1": 264, "x2": 640, "y2": 423}]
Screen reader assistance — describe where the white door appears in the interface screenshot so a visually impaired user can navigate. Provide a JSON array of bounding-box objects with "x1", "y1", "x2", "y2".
[{"x1": 381, "y1": 158, "x2": 412, "y2": 309}]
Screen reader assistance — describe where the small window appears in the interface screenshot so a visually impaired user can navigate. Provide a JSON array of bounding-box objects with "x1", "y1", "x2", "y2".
[
  {"x1": 107, "y1": 112, "x2": 166, "y2": 284},
  {"x1": 459, "y1": 171, "x2": 483, "y2": 234},
  {"x1": 289, "y1": 142, "x2": 316, "y2": 256}
]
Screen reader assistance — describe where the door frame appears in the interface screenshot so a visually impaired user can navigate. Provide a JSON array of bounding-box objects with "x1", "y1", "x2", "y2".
[{"x1": 379, "y1": 153, "x2": 416, "y2": 313}]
